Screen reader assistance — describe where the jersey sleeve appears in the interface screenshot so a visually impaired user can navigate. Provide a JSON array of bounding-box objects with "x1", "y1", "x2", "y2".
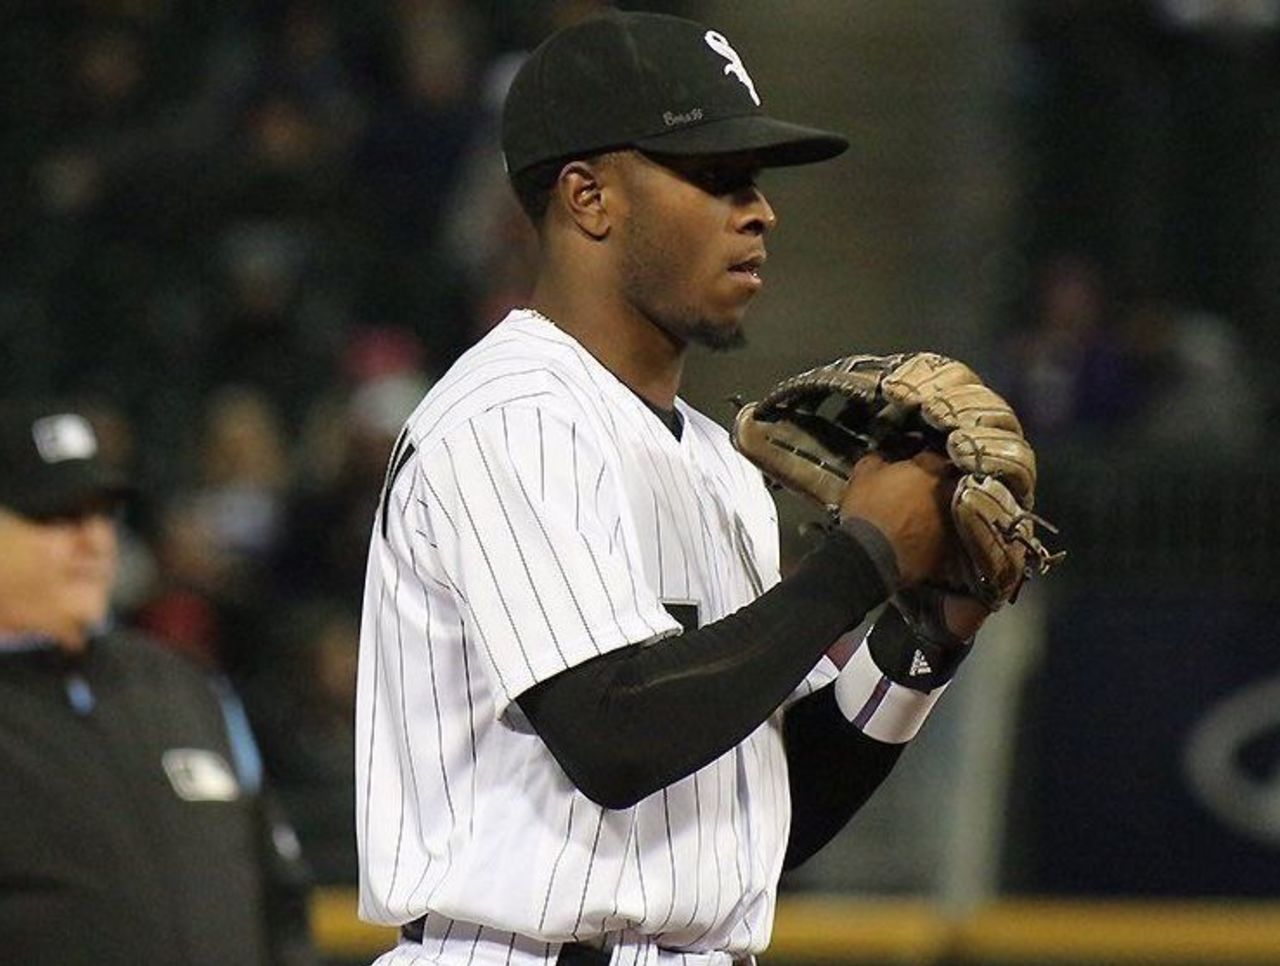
[{"x1": 414, "y1": 403, "x2": 681, "y2": 716}]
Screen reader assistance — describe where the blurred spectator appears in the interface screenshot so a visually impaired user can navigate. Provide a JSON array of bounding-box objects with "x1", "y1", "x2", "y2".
[
  {"x1": 356, "y1": 0, "x2": 480, "y2": 248},
  {"x1": 999, "y1": 253, "x2": 1141, "y2": 441},
  {"x1": 192, "y1": 386, "x2": 291, "y2": 565},
  {"x1": 134, "y1": 388, "x2": 291, "y2": 678},
  {"x1": 134, "y1": 494, "x2": 240, "y2": 673},
  {"x1": 1122, "y1": 299, "x2": 1264, "y2": 453},
  {"x1": 438, "y1": 51, "x2": 540, "y2": 338},
  {"x1": 243, "y1": 601, "x2": 360, "y2": 884},
  {"x1": 273, "y1": 327, "x2": 430, "y2": 605},
  {"x1": 201, "y1": 223, "x2": 346, "y2": 429}
]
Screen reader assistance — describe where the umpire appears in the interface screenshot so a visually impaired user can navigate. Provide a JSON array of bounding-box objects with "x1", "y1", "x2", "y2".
[{"x1": 0, "y1": 402, "x2": 317, "y2": 966}]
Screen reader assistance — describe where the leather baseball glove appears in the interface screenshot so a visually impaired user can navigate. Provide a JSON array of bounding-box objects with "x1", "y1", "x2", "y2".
[{"x1": 731, "y1": 352, "x2": 1063, "y2": 608}]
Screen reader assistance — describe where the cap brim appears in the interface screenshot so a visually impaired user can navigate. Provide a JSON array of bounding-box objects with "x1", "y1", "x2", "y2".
[
  {"x1": 633, "y1": 114, "x2": 849, "y2": 168},
  {"x1": 4, "y1": 465, "x2": 134, "y2": 519}
]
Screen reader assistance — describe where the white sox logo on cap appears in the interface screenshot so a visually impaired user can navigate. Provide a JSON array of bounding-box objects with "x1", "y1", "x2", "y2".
[
  {"x1": 31, "y1": 414, "x2": 98, "y2": 464},
  {"x1": 704, "y1": 30, "x2": 760, "y2": 106}
]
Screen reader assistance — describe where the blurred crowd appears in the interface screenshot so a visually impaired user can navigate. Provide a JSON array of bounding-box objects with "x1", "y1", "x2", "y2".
[
  {"x1": 1002, "y1": 0, "x2": 1280, "y2": 455},
  {"x1": 0, "y1": 0, "x2": 688, "y2": 886},
  {"x1": 994, "y1": 250, "x2": 1266, "y2": 455}
]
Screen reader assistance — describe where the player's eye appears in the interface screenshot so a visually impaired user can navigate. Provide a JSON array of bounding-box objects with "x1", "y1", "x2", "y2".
[{"x1": 695, "y1": 165, "x2": 757, "y2": 196}]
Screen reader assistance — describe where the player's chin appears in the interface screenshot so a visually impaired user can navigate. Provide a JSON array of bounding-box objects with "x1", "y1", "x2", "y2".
[{"x1": 685, "y1": 315, "x2": 747, "y2": 352}]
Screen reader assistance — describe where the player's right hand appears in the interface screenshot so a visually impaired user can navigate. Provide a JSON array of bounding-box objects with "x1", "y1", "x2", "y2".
[{"x1": 838, "y1": 450, "x2": 953, "y2": 587}]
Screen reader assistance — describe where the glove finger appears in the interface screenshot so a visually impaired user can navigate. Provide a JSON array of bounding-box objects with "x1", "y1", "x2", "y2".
[
  {"x1": 732, "y1": 401, "x2": 856, "y2": 510},
  {"x1": 881, "y1": 352, "x2": 983, "y2": 410},
  {"x1": 951, "y1": 474, "x2": 1032, "y2": 608},
  {"x1": 757, "y1": 353, "x2": 903, "y2": 418},
  {"x1": 946, "y1": 426, "x2": 1037, "y2": 506},
  {"x1": 918, "y1": 384, "x2": 1023, "y2": 435}
]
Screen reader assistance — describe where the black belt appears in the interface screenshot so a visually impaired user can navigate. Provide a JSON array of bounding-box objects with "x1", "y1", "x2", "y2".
[{"x1": 400, "y1": 918, "x2": 610, "y2": 966}]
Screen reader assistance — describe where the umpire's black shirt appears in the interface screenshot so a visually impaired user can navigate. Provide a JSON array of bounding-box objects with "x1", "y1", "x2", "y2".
[{"x1": 0, "y1": 631, "x2": 314, "y2": 966}]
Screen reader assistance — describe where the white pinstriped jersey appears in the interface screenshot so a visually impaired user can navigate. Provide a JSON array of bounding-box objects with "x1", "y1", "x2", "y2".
[{"x1": 355, "y1": 309, "x2": 841, "y2": 964}]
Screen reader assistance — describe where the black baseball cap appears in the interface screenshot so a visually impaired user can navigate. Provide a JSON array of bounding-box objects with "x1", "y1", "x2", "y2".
[
  {"x1": 501, "y1": 10, "x2": 849, "y2": 178},
  {"x1": 0, "y1": 404, "x2": 132, "y2": 519}
]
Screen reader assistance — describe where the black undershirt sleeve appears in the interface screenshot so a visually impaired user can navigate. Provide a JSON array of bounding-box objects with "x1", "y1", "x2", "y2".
[
  {"x1": 781, "y1": 686, "x2": 904, "y2": 869},
  {"x1": 516, "y1": 527, "x2": 889, "y2": 809}
]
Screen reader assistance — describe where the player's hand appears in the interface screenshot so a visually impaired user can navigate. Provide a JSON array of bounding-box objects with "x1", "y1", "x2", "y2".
[
  {"x1": 839, "y1": 450, "x2": 953, "y2": 587},
  {"x1": 939, "y1": 592, "x2": 989, "y2": 640}
]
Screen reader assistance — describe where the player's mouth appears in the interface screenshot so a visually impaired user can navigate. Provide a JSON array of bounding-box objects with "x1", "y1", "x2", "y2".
[{"x1": 728, "y1": 252, "x2": 766, "y2": 289}]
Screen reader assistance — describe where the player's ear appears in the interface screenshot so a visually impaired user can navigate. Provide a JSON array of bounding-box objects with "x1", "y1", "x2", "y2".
[{"x1": 556, "y1": 159, "x2": 613, "y2": 240}]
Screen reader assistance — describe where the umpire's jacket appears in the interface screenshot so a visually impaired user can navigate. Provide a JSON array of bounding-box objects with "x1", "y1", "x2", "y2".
[{"x1": 0, "y1": 629, "x2": 316, "y2": 966}]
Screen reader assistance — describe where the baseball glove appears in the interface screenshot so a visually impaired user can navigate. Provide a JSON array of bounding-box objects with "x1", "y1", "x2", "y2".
[{"x1": 731, "y1": 352, "x2": 1063, "y2": 608}]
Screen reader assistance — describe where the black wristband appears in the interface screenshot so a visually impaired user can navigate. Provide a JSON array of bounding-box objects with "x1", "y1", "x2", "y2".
[{"x1": 867, "y1": 605, "x2": 972, "y2": 693}]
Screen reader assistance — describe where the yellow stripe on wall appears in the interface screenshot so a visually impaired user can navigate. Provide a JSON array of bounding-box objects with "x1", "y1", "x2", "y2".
[{"x1": 311, "y1": 889, "x2": 1280, "y2": 963}]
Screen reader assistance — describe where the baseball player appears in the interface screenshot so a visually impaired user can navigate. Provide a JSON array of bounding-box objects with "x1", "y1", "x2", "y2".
[{"x1": 356, "y1": 12, "x2": 988, "y2": 966}]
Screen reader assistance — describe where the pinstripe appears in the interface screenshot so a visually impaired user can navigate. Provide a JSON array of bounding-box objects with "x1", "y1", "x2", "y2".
[
  {"x1": 578, "y1": 532, "x2": 627, "y2": 641},
  {"x1": 495, "y1": 412, "x2": 605, "y2": 654},
  {"x1": 467, "y1": 420, "x2": 573, "y2": 666},
  {"x1": 538, "y1": 796, "x2": 578, "y2": 930},
  {"x1": 440, "y1": 914, "x2": 455, "y2": 953},
  {"x1": 615, "y1": 544, "x2": 663, "y2": 639},
  {"x1": 593, "y1": 462, "x2": 606, "y2": 512},
  {"x1": 420, "y1": 465, "x2": 512, "y2": 717},
  {"x1": 658, "y1": 789, "x2": 678, "y2": 931},
  {"x1": 458, "y1": 620, "x2": 479, "y2": 839},
  {"x1": 415, "y1": 360, "x2": 552, "y2": 441},
  {"x1": 629, "y1": 425, "x2": 696, "y2": 596},
  {"x1": 683, "y1": 773, "x2": 704, "y2": 930},
  {"x1": 537, "y1": 409, "x2": 545, "y2": 501},
  {"x1": 629, "y1": 413, "x2": 709, "y2": 594},
  {"x1": 743, "y1": 735, "x2": 770, "y2": 891},
  {"x1": 381, "y1": 568, "x2": 409, "y2": 919},
  {"x1": 689, "y1": 491, "x2": 729, "y2": 619},
  {"x1": 444, "y1": 437, "x2": 537, "y2": 688},
  {"x1": 607, "y1": 809, "x2": 640, "y2": 931},
  {"x1": 572, "y1": 804, "x2": 607, "y2": 937},
  {"x1": 757, "y1": 735, "x2": 784, "y2": 888},
  {"x1": 690, "y1": 764, "x2": 725, "y2": 945},
  {"x1": 653, "y1": 493, "x2": 664, "y2": 596},
  {"x1": 361, "y1": 582, "x2": 385, "y2": 918},
  {"x1": 420, "y1": 547, "x2": 456, "y2": 827},
  {"x1": 386, "y1": 530, "x2": 419, "y2": 912},
  {"x1": 633, "y1": 813, "x2": 649, "y2": 922},
  {"x1": 728, "y1": 761, "x2": 747, "y2": 905}
]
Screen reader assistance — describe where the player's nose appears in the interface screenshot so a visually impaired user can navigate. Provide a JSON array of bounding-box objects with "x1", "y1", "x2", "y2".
[{"x1": 736, "y1": 187, "x2": 777, "y2": 236}]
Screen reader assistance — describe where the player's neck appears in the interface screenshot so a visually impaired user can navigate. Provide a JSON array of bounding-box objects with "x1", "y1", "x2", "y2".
[{"x1": 530, "y1": 285, "x2": 686, "y2": 410}]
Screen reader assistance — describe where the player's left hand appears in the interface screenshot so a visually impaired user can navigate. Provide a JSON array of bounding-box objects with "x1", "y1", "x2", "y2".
[{"x1": 893, "y1": 585, "x2": 988, "y2": 647}]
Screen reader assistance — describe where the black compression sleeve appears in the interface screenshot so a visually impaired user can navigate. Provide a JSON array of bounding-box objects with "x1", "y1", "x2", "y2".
[
  {"x1": 781, "y1": 686, "x2": 903, "y2": 870},
  {"x1": 516, "y1": 528, "x2": 889, "y2": 809}
]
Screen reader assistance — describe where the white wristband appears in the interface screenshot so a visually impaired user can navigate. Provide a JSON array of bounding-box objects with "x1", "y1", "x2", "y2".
[{"x1": 833, "y1": 636, "x2": 949, "y2": 744}]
